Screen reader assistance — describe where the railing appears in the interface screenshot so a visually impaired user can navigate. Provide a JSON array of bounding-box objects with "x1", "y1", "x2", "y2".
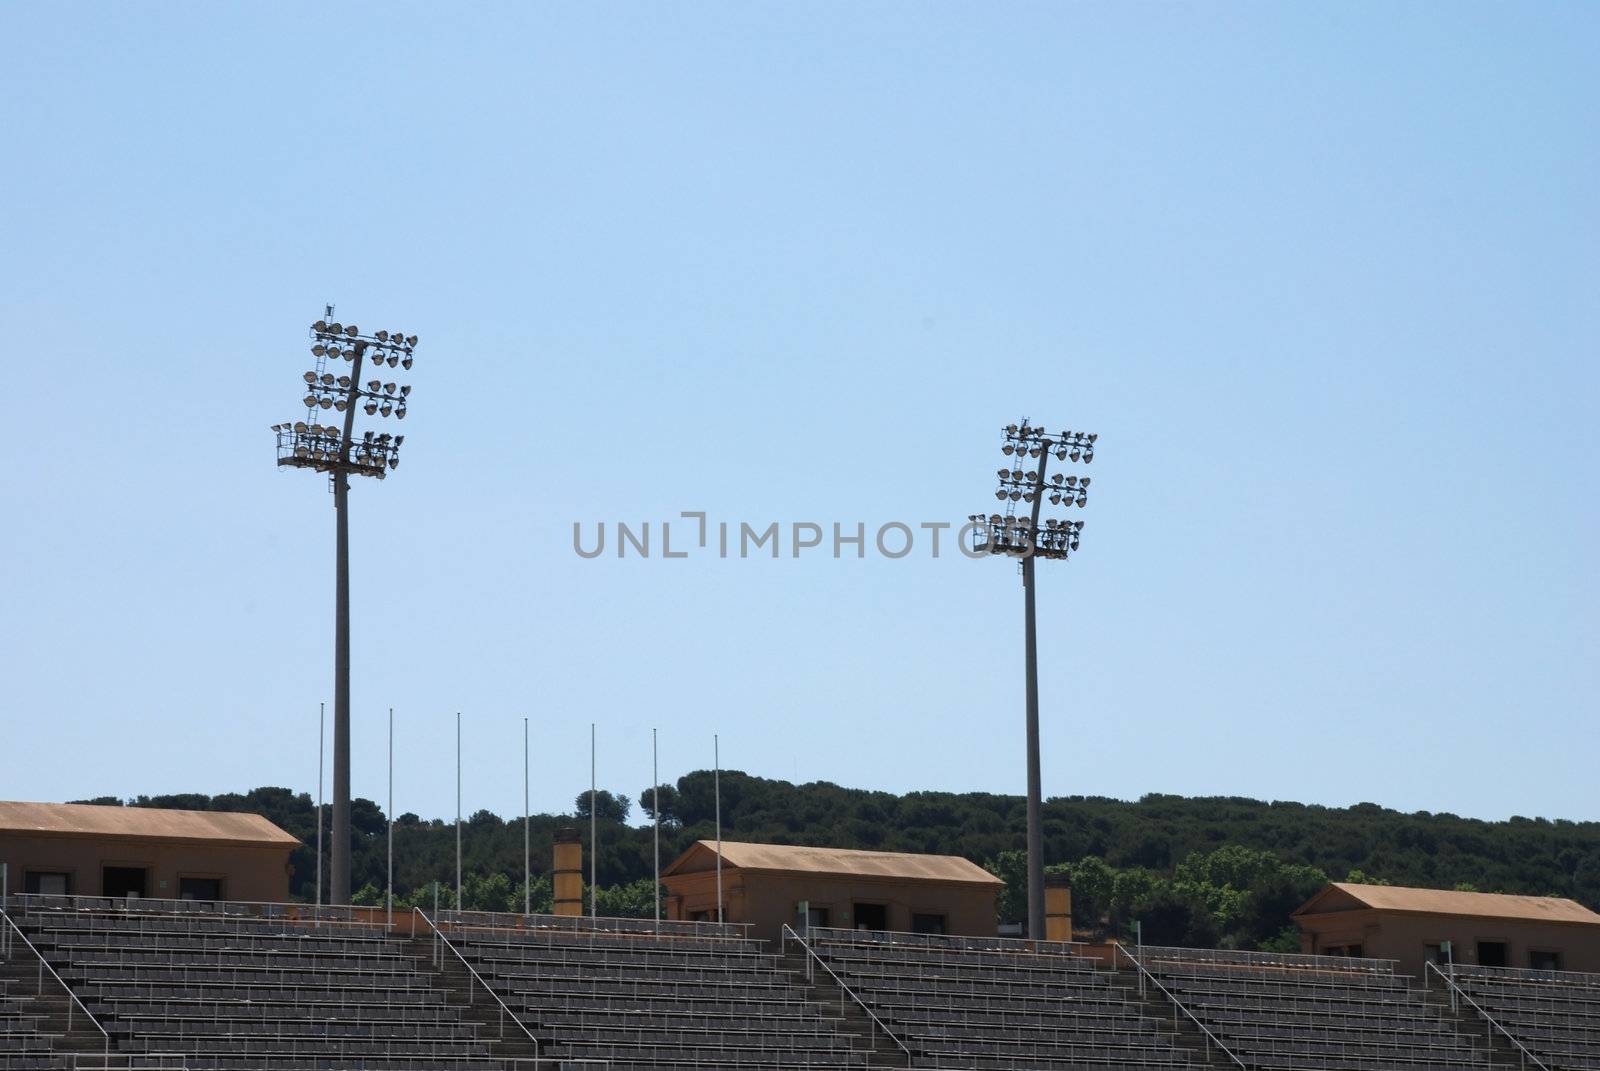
[
  {"x1": 1134, "y1": 942, "x2": 1401, "y2": 975},
  {"x1": 10, "y1": 892, "x2": 382, "y2": 928},
  {"x1": 438, "y1": 906, "x2": 750, "y2": 940},
  {"x1": 65, "y1": 1056, "x2": 191, "y2": 1071},
  {"x1": 0, "y1": 906, "x2": 111, "y2": 1060},
  {"x1": 415, "y1": 907, "x2": 544, "y2": 1055},
  {"x1": 806, "y1": 924, "x2": 1083, "y2": 957},
  {"x1": 1114, "y1": 942, "x2": 1249, "y2": 1070},
  {"x1": 1427, "y1": 961, "x2": 1552, "y2": 1071},
  {"x1": 781, "y1": 924, "x2": 914, "y2": 1064}
]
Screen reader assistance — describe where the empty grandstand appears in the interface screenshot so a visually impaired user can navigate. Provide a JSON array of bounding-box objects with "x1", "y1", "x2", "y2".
[
  {"x1": 802, "y1": 925, "x2": 1208, "y2": 1069},
  {"x1": 1131, "y1": 944, "x2": 1507, "y2": 1070},
  {"x1": 437, "y1": 908, "x2": 884, "y2": 1069},
  {"x1": 1437, "y1": 962, "x2": 1600, "y2": 1070},
  {"x1": 11, "y1": 888, "x2": 1600, "y2": 1069}
]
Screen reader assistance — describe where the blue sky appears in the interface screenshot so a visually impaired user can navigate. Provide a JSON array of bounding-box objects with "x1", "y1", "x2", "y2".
[{"x1": 1, "y1": 3, "x2": 1594, "y2": 825}]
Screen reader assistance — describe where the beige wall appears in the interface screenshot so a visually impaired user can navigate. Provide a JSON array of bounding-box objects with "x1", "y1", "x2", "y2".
[
  {"x1": 1296, "y1": 908, "x2": 1600, "y2": 979},
  {"x1": 0, "y1": 832, "x2": 293, "y2": 903},
  {"x1": 663, "y1": 868, "x2": 998, "y2": 943}
]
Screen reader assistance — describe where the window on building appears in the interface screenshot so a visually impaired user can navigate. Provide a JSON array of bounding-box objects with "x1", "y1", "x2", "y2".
[
  {"x1": 179, "y1": 877, "x2": 222, "y2": 902},
  {"x1": 102, "y1": 867, "x2": 148, "y2": 899},
  {"x1": 1477, "y1": 941, "x2": 1508, "y2": 968},
  {"x1": 24, "y1": 871, "x2": 70, "y2": 895},
  {"x1": 807, "y1": 906, "x2": 831, "y2": 930},
  {"x1": 1423, "y1": 943, "x2": 1449, "y2": 966},
  {"x1": 1323, "y1": 944, "x2": 1364, "y2": 958},
  {"x1": 1528, "y1": 950, "x2": 1562, "y2": 972},
  {"x1": 853, "y1": 903, "x2": 888, "y2": 931},
  {"x1": 912, "y1": 913, "x2": 947, "y2": 935}
]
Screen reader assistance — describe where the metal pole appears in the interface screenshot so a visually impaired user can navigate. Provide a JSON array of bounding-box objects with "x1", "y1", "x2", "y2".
[
  {"x1": 524, "y1": 717, "x2": 531, "y2": 917},
  {"x1": 1022, "y1": 442, "x2": 1050, "y2": 941},
  {"x1": 653, "y1": 727, "x2": 660, "y2": 926},
  {"x1": 330, "y1": 343, "x2": 365, "y2": 907},
  {"x1": 316, "y1": 702, "x2": 325, "y2": 909},
  {"x1": 455, "y1": 712, "x2": 462, "y2": 910},
  {"x1": 387, "y1": 706, "x2": 394, "y2": 929},
  {"x1": 590, "y1": 722, "x2": 597, "y2": 919},
  {"x1": 715, "y1": 733, "x2": 723, "y2": 924}
]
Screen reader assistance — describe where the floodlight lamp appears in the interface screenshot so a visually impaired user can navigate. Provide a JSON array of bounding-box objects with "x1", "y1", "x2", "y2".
[
  {"x1": 364, "y1": 402, "x2": 378, "y2": 415},
  {"x1": 389, "y1": 458, "x2": 398, "y2": 470},
  {"x1": 1069, "y1": 448, "x2": 1081, "y2": 461},
  {"x1": 1079, "y1": 477, "x2": 1090, "y2": 487},
  {"x1": 345, "y1": 324, "x2": 358, "y2": 338},
  {"x1": 1009, "y1": 490, "x2": 1021, "y2": 501},
  {"x1": 1083, "y1": 449, "x2": 1094, "y2": 463},
  {"x1": 1088, "y1": 433, "x2": 1098, "y2": 443},
  {"x1": 401, "y1": 356, "x2": 413, "y2": 370},
  {"x1": 1005, "y1": 424, "x2": 1018, "y2": 434},
  {"x1": 395, "y1": 407, "x2": 406, "y2": 419},
  {"x1": 376, "y1": 330, "x2": 389, "y2": 342},
  {"x1": 337, "y1": 376, "x2": 351, "y2": 388},
  {"x1": 379, "y1": 403, "x2": 393, "y2": 417},
  {"x1": 367, "y1": 380, "x2": 381, "y2": 391},
  {"x1": 1052, "y1": 473, "x2": 1064, "y2": 485},
  {"x1": 383, "y1": 382, "x2": 395, "y2": 394},
  {"x1": 399, "y1": 385, "x2": 411, "y2": 397},
  {"x1": 1055, "y1": 448, "x2": 1068, "y2": 460},
  {"x1": 1049, "y1": 493, "x2": 1061, "y2": 505},
  {"x1": 995, "y1": 490, "x2": 1007, "y2": 501},
  {"x1": 320, "y1": 373, "x2": 334, "y2": 385},
  {"x1": 294, "y1": 421, "x2": 307, "y2": 433},
  {"x1": 1075, "y1": 494, "x2": 1088, "y2": 507},
  {"x1": 329, "y1": 322, "x2": 342, "y2": 335},
  {"x1": 295, "y1": 445, "x2": 309, "y2": 458},
  {"x1": 385, "y1": 354, "x2": 398, "y2": 368},
  {"x1": 394, "y1": 435, "x2": 404, "y2": 445},
  {"x1": 406, "y1": 335, "x2": 417, "y2": 346},
  {"x1": 319, "y1": 398, "x2": 333, "y2": 410},
  {"x1": 313, "y1": 320, "x2": 327, "y2": 332},
  {"x1": 312, "y1": 344, "x2": 326, "y2": 357},
  {"x1": 303, "y1": 394, "x2": 317, "y2": 408}
]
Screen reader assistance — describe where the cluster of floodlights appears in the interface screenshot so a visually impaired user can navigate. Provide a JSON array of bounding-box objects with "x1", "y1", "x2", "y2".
[
  {"x1": 967, "y1": 515, "x2": 1085, "y2": 559},
  {"x1": 272, "y1": 318, "x2": 419, "y2": 480},
  {"x1": 270, "y1": 422, "x2": 403, "y2": 479},
  {"x1": 1000, "y1": 423, "x2": 1096, "y2": 463},
  {"x1": 993, "y1": 468, "x2": 1091, "y2": 506}
]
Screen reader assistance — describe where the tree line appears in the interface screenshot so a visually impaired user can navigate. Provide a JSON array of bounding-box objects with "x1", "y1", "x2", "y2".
[{"x1": 74, "y1": 772, "x2": 1600, "y2": 951}]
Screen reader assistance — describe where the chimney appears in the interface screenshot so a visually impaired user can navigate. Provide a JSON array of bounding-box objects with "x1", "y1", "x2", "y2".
[
  {"x1": 1044, "y1": 873, "x2": 1073, "y2": 942},
  {"x1": 553, "y1": 827, "x2": 583, "y2": 916}
]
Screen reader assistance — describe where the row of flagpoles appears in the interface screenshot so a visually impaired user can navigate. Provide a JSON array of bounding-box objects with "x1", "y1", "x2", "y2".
[{"x1": 312, "y1": 705, "x2": 724, "y2": 927}]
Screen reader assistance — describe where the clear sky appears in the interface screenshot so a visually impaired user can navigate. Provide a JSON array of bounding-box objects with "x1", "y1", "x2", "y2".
[{"x1": 1, "y1": 3, "x2": 1594, "y2": 826}]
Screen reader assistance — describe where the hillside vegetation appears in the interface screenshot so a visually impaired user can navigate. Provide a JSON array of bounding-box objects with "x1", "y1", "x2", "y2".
[{"x1": 75, "y1": 772, "x2": 1600, "y2": 951}]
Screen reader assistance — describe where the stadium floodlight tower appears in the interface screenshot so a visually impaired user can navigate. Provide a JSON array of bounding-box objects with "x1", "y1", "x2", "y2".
[
  {"x1": 272, "y1": 310, "x2": 419, "y2": 906},
  {"x1": 969, "y1": 419, "x2": 1096, "y2": 941}
]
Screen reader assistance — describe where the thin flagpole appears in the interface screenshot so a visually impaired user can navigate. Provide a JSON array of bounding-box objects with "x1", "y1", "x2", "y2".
[
  {"x1": 590, "y1": 722, "x2": 597, "y2": 919},
  {"x1": 387, "y1": 706, "x2": 394, "y2": 929},
  {"x1": 653, "y1": 727, "x2": 660, "y2": 926},
  {"x1": 316, "y1": 702, "x2": 325, "y2": 910},
  {"x1": 455, "y1": 712, "x2": 462, "y2": 911},
  {"x1": 523, "y1": 716, "x2": 531, "y2": 916},
  {"x1": 714, "y1": 733, "x2": 722, "y2": 925}
]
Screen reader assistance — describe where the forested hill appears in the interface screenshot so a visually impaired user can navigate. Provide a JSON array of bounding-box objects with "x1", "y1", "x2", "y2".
[{"x1": 74, "y1": 773, "x2": 1600, "y2": 951}]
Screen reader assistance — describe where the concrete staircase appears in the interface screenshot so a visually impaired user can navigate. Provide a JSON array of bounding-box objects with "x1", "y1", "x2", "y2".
[{"x1": 778, "y1": 947, "x2": 911, "y2": 1069}]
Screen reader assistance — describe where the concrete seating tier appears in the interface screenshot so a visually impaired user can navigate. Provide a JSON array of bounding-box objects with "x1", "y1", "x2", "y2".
[
  {"x1": 1136, "y1": 946, "x2": 1494, "y2": 1071},
  {"x1": 805, "y1": 927, "x2": 1202, "y2": 1070},
  {"x1": 1447, "y1": 963, "x2": 1600, "y2": 1070},
  {"x1": 12, "y1": 896, "x2": 497, "y2": 1071},
  {"x1": 437, "y1": 910, "x2": 874, "y2": 1069}
]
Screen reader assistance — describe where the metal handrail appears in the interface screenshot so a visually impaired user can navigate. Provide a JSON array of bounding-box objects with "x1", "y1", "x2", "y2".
[
  {"x1": 415, "y1": 907, "x2": 542, "y2": 1056},
  {"x1": 1114, "y1": 942, "x2": 1248, "y2": 1070},
  {"x1": 1427, "y1": 961, "x2": 1552, "y2": 1071},
  {"x1": 781, "y1": 924, "x2": 913, "y2": 1063},
  {"x1": 0, "y1": 907, "x2": 111, "y2": 1059}
]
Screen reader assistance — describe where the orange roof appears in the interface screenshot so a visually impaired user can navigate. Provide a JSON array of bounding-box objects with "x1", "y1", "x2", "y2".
[
  {"x1": 1294, "y1": 882, "x2": 1600, "y2": 926},
  {"x1": 0, "y1": 801, "x2": 299, "y2": 849},
  {"x1": 664, "y1": 840, "x2": 1002, "y2": 886}
]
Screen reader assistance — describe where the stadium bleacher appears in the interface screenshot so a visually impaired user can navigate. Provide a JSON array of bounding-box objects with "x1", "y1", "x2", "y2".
[
  {"x1": 1133, "y1": 945, "x2": 1500, "y2": 1070},
  {"x1": 11, "y1": 892, "x2": 1595, "y2": 1071},
  {"x1": 803, "y1": 926, "x2": 1207, "y2": 1070},
  {"x1": 1444, "y1": 963, "x2": 1600, "y2": 1070},
  {"x1": 437, "y1": 909, "x2": 878, "y2": 1070},
  {"x1": 9, "y1": 895, "x2": 507, "y2": 1071}
]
